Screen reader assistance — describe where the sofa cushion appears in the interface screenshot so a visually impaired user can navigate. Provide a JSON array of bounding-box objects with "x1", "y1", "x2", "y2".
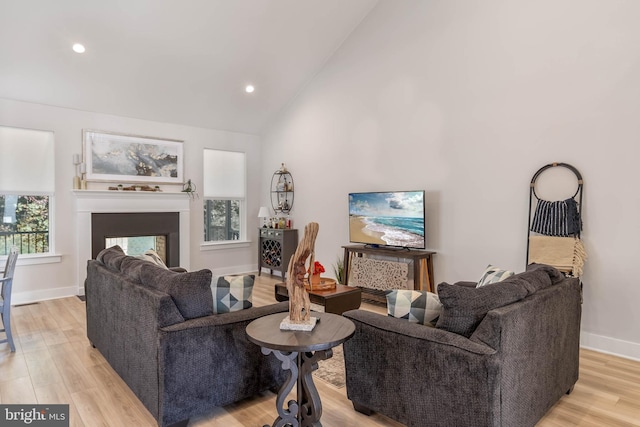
[
  {"x1": 436, "y1": 264, "x2": 565, "y2": 337},
  {"x1": 386, "y1": 289, "x2": 442, "y2": 325},
  {"x1": 140, "y1": 264, "x2": 213, "y2": 320},
  {"x1": 120, "y1": 256, "x2": 154, "y2": 283},
  {"x1": 211, "y1": 275, "x2": 255, "y2": 313},
  {"x1": 436, "y1": 280, "x2": 529, "y2": 337},
  {"x1": 520, "y1": 263, "x2": 565, "y2": 292},
  {"x1": 96, "y1": 245, "x2": 128, "y2": 271},
  {"x1": 476, "y1": 264, "x2": 514, "y2": 287}
]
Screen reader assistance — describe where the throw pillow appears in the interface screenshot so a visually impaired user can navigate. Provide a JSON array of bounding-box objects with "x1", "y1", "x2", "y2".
[
  {"x1": 386, "y1": 289, "x2": 442, "y2": 325},
  {"x1": 96, "y1": 245, "x2": 127, "y2": 271},
  {"x1": 435, "y1": 280, "x2": 529, "y2": 337},
  {"x1": 476, "y1": 265, "x2": 514, "y2": 288},
  {"x1": 137, "y1": 249, "x2": 169, "y2": 269},
  {"x1": 212, "y1": 275, "x2": 255, "y2": 314},
  {"x1": 140, "y1": 265, "x2": 213, "y2": 320}
]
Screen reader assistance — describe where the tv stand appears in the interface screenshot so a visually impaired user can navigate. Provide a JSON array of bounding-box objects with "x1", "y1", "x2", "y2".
[
  {"x1": 364, "y1": 244, "x2": 410, "y2": 252},
  {"x1": 342, "y1": 245, "x2": 436, "y2": 293}
]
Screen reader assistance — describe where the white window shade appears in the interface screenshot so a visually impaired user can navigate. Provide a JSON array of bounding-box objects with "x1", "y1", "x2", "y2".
[
  {"x1": 0, "y1": 126, "x2": 55, "y2": 193},
  {"x1": 203, "y1": 150, "x2": 245, "y2": 198}
]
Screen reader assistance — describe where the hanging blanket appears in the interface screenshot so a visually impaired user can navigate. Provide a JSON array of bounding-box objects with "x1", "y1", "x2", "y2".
[
  {"x1": 528, "y1": 235, "x2": 587, "y2": 277},
  {"x1": 530, "y1": 198, "x2": 581, "y2": 236}
]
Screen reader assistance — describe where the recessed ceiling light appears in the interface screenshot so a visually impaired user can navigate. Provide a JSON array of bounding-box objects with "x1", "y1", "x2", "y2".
[
  {"x1": 72, "y1": 43, "x2": 86, "y2": 53},
  {"x1": 245, "y1": 85, "x2": 255, "y2": 93}
]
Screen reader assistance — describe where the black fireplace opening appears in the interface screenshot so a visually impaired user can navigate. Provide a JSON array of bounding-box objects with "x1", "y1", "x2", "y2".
[{"x1": 91, "y1": 212, "x2": 180, "y2": 267}]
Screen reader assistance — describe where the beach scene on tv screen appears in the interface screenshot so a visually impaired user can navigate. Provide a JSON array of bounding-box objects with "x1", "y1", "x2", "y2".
[{"x1": 349, "y1": 191, "x2": 425, "y2": 248}]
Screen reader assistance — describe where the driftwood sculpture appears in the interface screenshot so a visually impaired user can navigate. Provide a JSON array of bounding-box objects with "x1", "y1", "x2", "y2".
[{"x1": 286, "y1": 222, "x2": 319, "y2": 323}]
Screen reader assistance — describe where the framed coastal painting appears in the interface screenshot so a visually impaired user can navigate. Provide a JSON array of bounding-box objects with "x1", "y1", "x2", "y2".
[{"x1": 83, "y1": 130, "x2": 184, "y2": 183}]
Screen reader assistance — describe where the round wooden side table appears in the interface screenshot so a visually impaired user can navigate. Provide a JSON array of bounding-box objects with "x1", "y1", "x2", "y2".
[{"x1": 246, "y1": 312, "x2": 355, "y2": 427}]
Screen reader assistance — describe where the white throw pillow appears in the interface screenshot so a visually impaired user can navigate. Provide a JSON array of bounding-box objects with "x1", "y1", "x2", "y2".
[{"x1": 137, "y1": 249, "x2": 168, "y2": 269}]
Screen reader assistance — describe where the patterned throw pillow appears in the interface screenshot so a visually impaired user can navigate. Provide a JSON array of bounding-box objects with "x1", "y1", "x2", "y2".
[
  {"x1": 476, "y1": 265, "x2": 514, "y2": 288},
  {"x1": 211, "y1": 275, "x2": 255, "y2": 313},
  {"x1": 386, "y1": 290, "x2": 442, "y2": 325}
]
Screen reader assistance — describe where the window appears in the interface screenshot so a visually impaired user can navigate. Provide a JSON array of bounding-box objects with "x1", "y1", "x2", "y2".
[
  {"x1": 0, "y1": 126, "x2": 55, "y2": 256},
  {"x1": 203, "y1": 149, "x2": 246, "y2": 243}
]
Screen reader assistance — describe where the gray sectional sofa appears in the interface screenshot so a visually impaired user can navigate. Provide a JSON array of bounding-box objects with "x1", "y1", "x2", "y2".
[
  {"x1": 85, "y1": 246, "x2": 288, "y2": 427},
  {"x1": 343, "y1": 264, "x2": 582, "y2": 427}
]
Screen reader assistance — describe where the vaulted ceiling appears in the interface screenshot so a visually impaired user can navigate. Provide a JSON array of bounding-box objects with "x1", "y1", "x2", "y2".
[{"x1": 0, "y1": 0, "x2": 378, "y2": 134}]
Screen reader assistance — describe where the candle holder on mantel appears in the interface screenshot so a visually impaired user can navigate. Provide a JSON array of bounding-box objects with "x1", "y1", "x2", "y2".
[
  {"x1": 73, "y1": 154, "x2": 81, "y2": 189},
  {"x1": 80, "y1": 162, "x2": 87, "y2": 189}
]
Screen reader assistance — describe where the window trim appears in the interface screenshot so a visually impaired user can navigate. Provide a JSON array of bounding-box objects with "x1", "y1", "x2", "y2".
[
  {"x1": 0, "y1": 252, "x2": 63, "y2": 266},
  {"x1": 199, "y1": 240, "x2": 251, "y2": 251}
]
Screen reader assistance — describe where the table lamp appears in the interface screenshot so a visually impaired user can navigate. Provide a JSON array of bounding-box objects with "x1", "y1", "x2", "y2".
[{"x1": 258, "y1": 206, "x2": 270, "y2": 228}]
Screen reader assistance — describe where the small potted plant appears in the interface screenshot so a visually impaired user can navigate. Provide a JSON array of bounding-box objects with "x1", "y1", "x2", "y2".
[{"x1": 333, "y1": 256, "x2": 345, "y2": 284}]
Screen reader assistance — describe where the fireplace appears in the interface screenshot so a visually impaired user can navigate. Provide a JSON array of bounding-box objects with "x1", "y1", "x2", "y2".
[
  {"x1": 74, "y1": 190, "x2": 190, "y2": 294},
  {"x1": 91, "y1": 212, "x2": 180, "y2": 266}
]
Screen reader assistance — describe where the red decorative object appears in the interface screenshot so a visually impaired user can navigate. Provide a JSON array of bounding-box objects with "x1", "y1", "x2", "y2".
[{"x1": 308, "y1": 261, "x2": 325, "y2": 276}]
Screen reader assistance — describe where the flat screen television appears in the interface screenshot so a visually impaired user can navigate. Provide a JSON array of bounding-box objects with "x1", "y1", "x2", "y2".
[{"x1": 348, "y1": 190, "x2": 425, "y2": 249}]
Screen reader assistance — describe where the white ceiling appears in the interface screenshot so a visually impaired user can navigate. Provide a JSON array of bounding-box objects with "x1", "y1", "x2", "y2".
[{"x1": 0, "y1": 0, "x2": 378, "y2": 134}]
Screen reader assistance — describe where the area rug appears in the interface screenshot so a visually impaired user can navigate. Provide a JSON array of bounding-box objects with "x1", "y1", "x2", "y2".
[{"x1": 313, "y1": 344, "x2": 346, "y2": 388}]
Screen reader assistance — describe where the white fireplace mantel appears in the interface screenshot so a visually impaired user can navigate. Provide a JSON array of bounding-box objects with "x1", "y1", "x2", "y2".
[{"x1": 73, "y1": 190, "x2": 191, "y2": 294}]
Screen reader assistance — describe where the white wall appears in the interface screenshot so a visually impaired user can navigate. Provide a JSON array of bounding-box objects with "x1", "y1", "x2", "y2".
[
  {"x1": 0, "y1": 98, "x2": 264, "y2": 303},
  {"x1": 262, "y1": 0, "x2": 640, "y2": 359}
]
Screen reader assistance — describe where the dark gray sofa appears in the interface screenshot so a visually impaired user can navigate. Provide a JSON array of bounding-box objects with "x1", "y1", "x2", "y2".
[
  {"x1": 85, "y1": 246, "x2": 288, "y2": 427},
  {"x1": 343, "y1": 264, "x2": 581, "y2": 427}
]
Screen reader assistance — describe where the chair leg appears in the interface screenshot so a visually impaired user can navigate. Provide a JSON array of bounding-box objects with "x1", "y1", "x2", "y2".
[{"x1": 1, "y1": 312, "x2": 15, "y2": 352}]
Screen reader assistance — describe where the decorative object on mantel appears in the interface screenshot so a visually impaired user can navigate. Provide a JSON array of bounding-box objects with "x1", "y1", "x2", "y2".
[
  {"x1": 82, "y1": 129, "x2": 184, "y2": 184},
  {"x1": 80, "y1": 162, "x2": 87, "y2": 189},
  {"x1": 107, "y1": 185, "x2": 163, "y2": 192},
  {"x1": 182, "y1": 179, "x2": 198, "y2": 199},
  {"x1": 72, "y1": 153, "x2": 86, "y2": 189},
  {"x1": 73, "y1": 154, "x2": 80, "y2": 189},
  {"x1": 281, "y1": 222, "x2": 319, "y2": 331}
]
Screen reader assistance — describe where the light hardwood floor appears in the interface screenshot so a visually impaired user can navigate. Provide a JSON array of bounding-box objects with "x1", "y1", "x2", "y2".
[{"x1": 1, "y1": 274, "x2": 639, "y2": 426}]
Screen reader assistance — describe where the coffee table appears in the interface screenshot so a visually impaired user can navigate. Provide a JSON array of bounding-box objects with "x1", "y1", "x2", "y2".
[
  {"x1": 246, "y1": 312, "x2": 355, "y2": 427},
  {"x1": 274, "y1": 282, "x2": 362, "y2": 315}
]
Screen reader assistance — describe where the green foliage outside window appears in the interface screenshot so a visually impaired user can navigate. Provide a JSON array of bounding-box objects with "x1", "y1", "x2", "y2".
[
  {"x1": 0, "y1": 194, "x2": 49, "y2": 255},
  {"x1": 204, "y1": 199, "x2": 241, "y2": 241}
]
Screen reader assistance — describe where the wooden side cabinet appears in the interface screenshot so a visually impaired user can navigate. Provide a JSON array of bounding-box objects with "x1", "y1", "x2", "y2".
[{"x1": 258, "y1": 228, "x2": 298, "y2": 280}]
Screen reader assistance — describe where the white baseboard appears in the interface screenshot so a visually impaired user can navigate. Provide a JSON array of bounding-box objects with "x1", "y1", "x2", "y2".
[
  {"x1": 581, "y1": 331, "x2": 640, "y2": 362},
  {"x1": 14, "y1": 264, "x2": 259, "y2": 305},
  {"x1": 13, "y1": 286, "x2": 80, "y2": 306}
]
